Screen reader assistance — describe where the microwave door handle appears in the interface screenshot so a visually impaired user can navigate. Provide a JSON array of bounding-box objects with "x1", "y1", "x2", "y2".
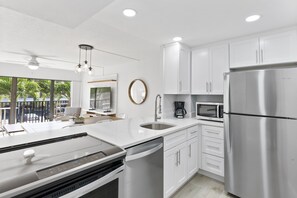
[{"x1": 217, "y1": 106, "x2": 220, "y2": 118}]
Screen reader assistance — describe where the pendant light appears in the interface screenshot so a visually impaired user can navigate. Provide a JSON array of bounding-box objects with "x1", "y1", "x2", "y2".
[{"x1": 76, "y1": 44, "x2": 93, "y2": 75}]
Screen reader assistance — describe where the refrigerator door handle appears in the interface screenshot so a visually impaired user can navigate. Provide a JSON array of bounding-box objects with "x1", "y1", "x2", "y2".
[
  {"x1": 224, "y1": 115, "x2": 231, "y2": 152},
  {"x1": 223, "y1": 73, "x2": 230, "y2": 113}
]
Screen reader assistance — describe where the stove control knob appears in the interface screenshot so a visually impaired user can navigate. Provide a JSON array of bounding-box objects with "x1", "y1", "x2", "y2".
[{"x1": 24, "y1": 149, "x2": 35, "y2": 164}]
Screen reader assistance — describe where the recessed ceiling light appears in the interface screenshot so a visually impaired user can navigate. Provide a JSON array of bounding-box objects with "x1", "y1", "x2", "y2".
[
  {"x1": 173, "y1": 37, "x2": 182, "y2": 42},
  {"x1": 123, "y1": 9, "x2": 137, "y2": 17},
  {"x1": 245, "y1": 15, "x2": 261, "y2": 22}
]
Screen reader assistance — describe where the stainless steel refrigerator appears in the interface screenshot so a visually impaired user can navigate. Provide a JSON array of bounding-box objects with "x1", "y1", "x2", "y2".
[{"x1": 224, "y1": 67, "x2": 297, "y2": 198}]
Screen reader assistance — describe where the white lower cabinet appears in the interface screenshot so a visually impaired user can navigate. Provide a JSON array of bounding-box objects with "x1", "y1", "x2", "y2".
[
  {"x1": 163, "y1": 126, "x2": 199, "y2": 198},
  {"x1": 202, "y1": 153, "x2": 224, "y2": 177},
  {"x1": 187, "y1": 137, "x2": 198, "y2": 178},
  {"x1": 164, "y1": 142, "x2": 187, "y2": 198},
  {"x1": 200, "y1": 123, "x2": 225, "y2": 177},
  {"x1": 202, "y1": 136, "x2": 224, "y2": 158}
]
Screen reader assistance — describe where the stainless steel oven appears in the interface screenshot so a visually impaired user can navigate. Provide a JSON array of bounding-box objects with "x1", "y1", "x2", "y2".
[
  {"x1": 0, "y1": 133, "x2": 126, "y2": 198},
  {"x1": 196, "y1": 102, "x2": 223, "y2": 122}
]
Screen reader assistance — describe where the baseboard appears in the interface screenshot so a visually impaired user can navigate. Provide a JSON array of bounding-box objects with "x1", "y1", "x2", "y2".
[{"x1": 198, "y1": 169, "x2": 224, "y2": 183}]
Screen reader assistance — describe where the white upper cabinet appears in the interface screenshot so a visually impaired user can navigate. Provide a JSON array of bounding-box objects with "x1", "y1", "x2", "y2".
[
  {"x1": 260, "y1": 30, "x2": 297, "y2": 64},
  {"x1": 229, "y1": 38, "x2": 259, "y2": 68},
  {"x1": 191, "y1": 48, "x2": 209, "y2": 94},
  {"x1": 210, "y1": 44, "x2": 229, "y2": 94},
  {"x1": 163, "y1": 42, "x2": 190, "y2": 94},
  {"x1": 230, "y1": 29, "x2": 297, "y2": 68},
  {"x1": 191, "y1": 44, "x2": 229, "y2": 94}
]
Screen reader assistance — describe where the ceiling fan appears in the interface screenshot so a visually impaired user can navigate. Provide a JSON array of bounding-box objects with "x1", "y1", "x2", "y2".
[
  {"x1": 1, "y1": 50, "x2": 76, "y2": 70},
  {"x1": 27, "y1": 55, "x2": 39, "y2": 70}
]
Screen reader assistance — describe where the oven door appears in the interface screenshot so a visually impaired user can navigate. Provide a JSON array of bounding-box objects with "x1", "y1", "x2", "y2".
[{"x1": 61, "y1": 165, "x2": 124, "y2": 198}]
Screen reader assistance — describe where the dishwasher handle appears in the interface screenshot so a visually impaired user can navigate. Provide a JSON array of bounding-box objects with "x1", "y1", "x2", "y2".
[{"x1": 125, "y1": 143, "x2": 163, "y2": 162}]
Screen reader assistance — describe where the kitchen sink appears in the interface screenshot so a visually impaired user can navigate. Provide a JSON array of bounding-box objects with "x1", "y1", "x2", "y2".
[{"x1": 140, "y1": 122, "x2": 175, "y2": 130}]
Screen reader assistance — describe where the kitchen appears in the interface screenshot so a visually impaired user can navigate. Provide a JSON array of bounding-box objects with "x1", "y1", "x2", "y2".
[{"x1": 0, "y1": 0, "x2": 296, "y2": 198}]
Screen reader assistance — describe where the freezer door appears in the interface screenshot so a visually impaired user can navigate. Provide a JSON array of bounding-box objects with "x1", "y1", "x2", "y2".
[
  {"x1": 227, "y1": 67, "x2": 297, "y2": 118},
  {"x1": 224, "y1": 114, "x2": 297, "y2": 198}
]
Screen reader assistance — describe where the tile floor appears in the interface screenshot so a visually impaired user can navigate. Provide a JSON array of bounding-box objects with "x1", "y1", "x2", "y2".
[{"x1": 172, "y1": 174, "x2": 234, "y2": 198}]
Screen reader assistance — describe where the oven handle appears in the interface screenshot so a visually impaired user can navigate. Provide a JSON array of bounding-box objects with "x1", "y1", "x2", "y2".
[
  {"x1": 61, "y1": 165, "x2": 124, "y2": 198},
  {"x1": 125, "y1": 143, "x2": 163, "y2": 162}
]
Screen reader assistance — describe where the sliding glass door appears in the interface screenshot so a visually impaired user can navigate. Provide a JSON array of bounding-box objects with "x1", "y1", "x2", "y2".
[{"x1": 0, "y1": 76, "x2": 71, "y2": 124}]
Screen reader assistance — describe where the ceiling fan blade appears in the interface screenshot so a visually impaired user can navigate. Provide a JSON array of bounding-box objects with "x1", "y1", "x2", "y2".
[
  {"x1": 4, "y1": 60, "x2": 27, "y2": 64},
  {"x1": 1, "y1": 50, "x2": 28, "y2": 56},
  {"x1": 40, "y1": 57, "x2": 75, "y2": 64}
]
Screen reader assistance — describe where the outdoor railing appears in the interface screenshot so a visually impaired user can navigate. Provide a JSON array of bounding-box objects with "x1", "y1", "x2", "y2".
[{"x1": 0, "y1": 100, "x2": 68, "y2": 126}]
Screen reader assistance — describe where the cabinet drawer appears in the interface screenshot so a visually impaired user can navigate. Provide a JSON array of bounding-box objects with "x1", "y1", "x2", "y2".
[
  {"x1": 202, "y1": 136, "x2": 224, "y2": 157},
  {"x1": 164, "y1": 130, "x2": 187, "y2": 151},
  {"x1": 202, "y1": 153, "x2": 224, "y2": 177},
  {"x1": 187, "y1": 125, "x2": 198, "y2": 139},
  {"x1": 202, "y1": 125, "x2": 224, "y2": 139}
]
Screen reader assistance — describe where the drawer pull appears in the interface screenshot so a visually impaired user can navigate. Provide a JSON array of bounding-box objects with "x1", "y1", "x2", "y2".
[
  {"x1": 190, "y1": 131, "x2": 197, "y2": 134},
  {"x1": 207, "y1": 145, "x2": 220, "y2": 151},
  {"x1": 206, "y1": 130, "x2": 220, "y2": 134},
  {"x1": 207, "y1": 162, "x2": 220, "y2": 169}
]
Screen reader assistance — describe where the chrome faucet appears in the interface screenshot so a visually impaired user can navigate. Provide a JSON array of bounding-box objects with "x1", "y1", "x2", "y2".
[{"x1": 155, "y1": 94, "x2": 162, "y2": 122}]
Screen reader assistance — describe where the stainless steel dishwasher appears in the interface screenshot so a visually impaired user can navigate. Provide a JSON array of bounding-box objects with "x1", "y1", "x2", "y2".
[{"x1": 123, "y1": 137, "x2": 163, "y2": 198}]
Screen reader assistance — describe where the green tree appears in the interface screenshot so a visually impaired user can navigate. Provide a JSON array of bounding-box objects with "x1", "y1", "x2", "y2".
[
  {"x1": 0, "y1": 77, "x2": 12, "y2": 101},
  {"x1": 17, "y1": 79, "x2": 40, "y2": 122},
  {"x1": 17, "y1": 79, "x2": 40, "y2": 102},
  {"x1": 38, "y1": 80, "x2": 51, "y2": 101},
  {"x1": 55, "y1": 81, "x2": 71, "y2": 106}
]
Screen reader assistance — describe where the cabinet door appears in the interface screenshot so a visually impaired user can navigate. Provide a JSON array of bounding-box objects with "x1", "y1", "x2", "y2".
[
  {"x1": 202, "y1": 136, "x2": 224, "y2": 158},
  {"x1": 175, "y1": 142, "x2": 188, "y2": 187},
  {"x1": 209, "y1": 44, "x2": 229, "y2": 94},
  {"x1": 164, "y1": 147, "x2": 179, "y2": 198},
  {"x1": 202, "y1": 153, "x2": 224, "y2": 177},
  {"x1": 191, "y1": 48, "x2": 209, "y2": 94},
  {"x1": 230, "y1": 38, "x2": 259, "y2": 68},
  {"x1": 260, "y1": 30, "x2": 297, "y2": 64},
  {"x1": 179, "y1": 46, "x2": 191, "y2": 94},
  {"x1": 187, "y1": 138, "x2": 198, "y2": 178},
  {"x1": 163, "y1": 43, "x2": 179, "y2": 94}
]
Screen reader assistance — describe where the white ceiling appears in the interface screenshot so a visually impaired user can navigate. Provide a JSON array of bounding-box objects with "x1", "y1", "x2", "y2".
[
  {"x1": 94, "y1": 0, "x2": 297, "y2": 46},
  {"x1": 0, "y1": 0, "x2": 115, "y2": 28},
  {"x1": 0, "y1": 0, "x2": 296, "y2": 71}
]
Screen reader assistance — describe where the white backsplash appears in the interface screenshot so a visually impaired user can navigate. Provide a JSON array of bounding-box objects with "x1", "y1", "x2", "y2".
[
  {"x1": 162, "y1": 94, "x2": 192, "y2": 119},
  {"x1": 163, "y1": 94, "x2": 223, "y2": 119}
]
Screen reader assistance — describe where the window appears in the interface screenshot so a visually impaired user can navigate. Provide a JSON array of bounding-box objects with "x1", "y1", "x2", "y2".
[{"x1": 0, "y1": 77, "x2": 71, "y2": 125}]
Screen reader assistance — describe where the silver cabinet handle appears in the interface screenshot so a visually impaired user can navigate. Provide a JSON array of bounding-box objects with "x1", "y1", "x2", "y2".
[
  {"x1": 256, "y1": 50, "x2": 258, "y2": 64},
  {"x1": 189, "y1": 144, "x2": 192, "y2": 157},
  {"x1": 176, "y1": 151, "x2": 179, "y2": 166},
  {"x1": 206, "y1": 82, "x2": 208, "y2": 93},
  {"x1": 209, "y1": 82, "x2": 212, "y2": 93},
  {"x1": 178, "y1": 150, "x2": 181, "y2": 165},
  {"x1": 179, "y1": 81, "x2": 182, "y2": 92},
  {"x1": 261, "y1": 49, "x2": 264, "y2": 63}
]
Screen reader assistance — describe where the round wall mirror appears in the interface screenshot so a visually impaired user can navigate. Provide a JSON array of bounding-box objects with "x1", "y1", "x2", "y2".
[{"x1": 128, "y1": 79, "x2": 148, "y2": 105}]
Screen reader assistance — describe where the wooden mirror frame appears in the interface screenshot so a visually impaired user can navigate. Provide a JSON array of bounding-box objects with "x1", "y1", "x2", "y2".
[{"x1": 128, "y1": 79, "x2": 148, "y2": 105}]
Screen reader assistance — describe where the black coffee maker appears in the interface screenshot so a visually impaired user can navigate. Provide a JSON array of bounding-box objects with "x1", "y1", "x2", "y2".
[{"x1": 174, "y1": 101, "x2": 187, "y2": 119}]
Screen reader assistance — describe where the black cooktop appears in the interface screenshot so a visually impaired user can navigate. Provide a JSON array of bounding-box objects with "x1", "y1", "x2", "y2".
[{"x1": 0, "y1": 132, "x2": 123, "y2": 194}]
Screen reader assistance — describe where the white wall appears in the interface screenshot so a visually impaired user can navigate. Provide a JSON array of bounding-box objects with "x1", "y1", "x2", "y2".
[{"x1": 80, "y1": 45, "x2": 162, "y2": 118}]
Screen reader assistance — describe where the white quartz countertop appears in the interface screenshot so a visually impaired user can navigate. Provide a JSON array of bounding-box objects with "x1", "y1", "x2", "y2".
[{"x1": 0, "y1": 117, "x2": 223, "y2": 149}]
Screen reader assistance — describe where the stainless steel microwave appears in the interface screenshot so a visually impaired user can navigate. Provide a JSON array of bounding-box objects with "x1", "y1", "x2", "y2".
[{"x1": 196, "y1": 102, "x2": 223, "y2": 122}]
